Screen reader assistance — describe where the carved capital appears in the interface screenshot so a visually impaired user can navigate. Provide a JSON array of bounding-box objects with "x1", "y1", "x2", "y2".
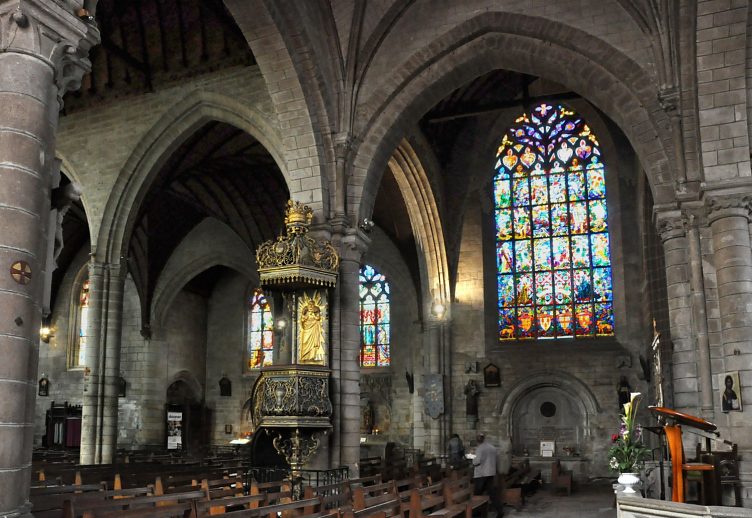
[
  {"x1": 0, "y1": 0, "x2": 100, "y2": 102},
  {"x1": 658, "y1": 86, "x2": 680, "y2": 115},
  {"x1": 655, "y1": 210, "x2": 685, "y2": 242},
  {"x1": 334, "y1": 132, "x2": 354, "y2": 160},
  {"x1": 706, "y1": 194, "x2": 751, "y2": 224},
  {"x1": 339, "y1": 227, "x2": 370, "y2": 263},
  {"x1": 681, "y1": 205, "x2": 707, "y2": 232}
]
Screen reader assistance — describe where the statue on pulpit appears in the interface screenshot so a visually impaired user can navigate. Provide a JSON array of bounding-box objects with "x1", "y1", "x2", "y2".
[{"x1": 299, "y1": 292, "x2": 326, "y2": 364}]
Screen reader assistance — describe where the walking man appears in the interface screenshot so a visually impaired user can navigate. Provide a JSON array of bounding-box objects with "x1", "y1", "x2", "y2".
[{"x1": 472, "y1": 433, "x2": 503, "y2": 517}]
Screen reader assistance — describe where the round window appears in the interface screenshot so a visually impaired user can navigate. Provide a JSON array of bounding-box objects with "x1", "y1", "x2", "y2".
[{"x1": 540, "y1": 401, "x2": 557, "y2": 418}]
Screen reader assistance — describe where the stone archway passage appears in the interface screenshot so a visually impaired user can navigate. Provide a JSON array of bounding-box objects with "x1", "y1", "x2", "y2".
[{"x1": 511, "y1": 386, "x2": 585, "y2": 457}]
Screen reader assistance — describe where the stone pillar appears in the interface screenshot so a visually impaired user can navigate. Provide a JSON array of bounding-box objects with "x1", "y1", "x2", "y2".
[
  {"x1": 707, "y1": 196, "x2": 752, "y2": 449},
  {"x1": 684, "y1": 210, "x2": 714, "y2": 416},
  {"x1": 80, "y1": 261, "x2": 125, "y2": 464},
  {"x1": 0, "y1": 2, "x2": 97, "y2": 514},
  {"x1": 656, "y1": 211, "x2": 698, "y2": 412},
  {"x1": 334, "y1": 230, "x2": 368, "y2": 476}
]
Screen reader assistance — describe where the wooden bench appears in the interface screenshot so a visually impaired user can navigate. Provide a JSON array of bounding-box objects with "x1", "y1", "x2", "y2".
[
  {"x1": 31, "y1": 483, "x2": 109, "y2": 518},
  {"x1": 352, "y1": 480, "x2": 399, "y2": 511},
  {"x1": 551, "y1": 460, "x2": 572, "y2": 496},
  {"x1": 218, "y1": 496, "x2": 335, "y2": 518},
  {"x1": 401, "y1": 482, "x2": 465, "y2": 518},
  {"x1": 63, "y1": 489, "x2": 208, "y2": 517},
  {"x1": 499, "y1": 459, "x2": 540, "y2": 510},
  {"x1": 359, "y1": 457, "x2": 383, "y2": 479},
  {"x1": 344, "y1": 496, "x2": 403, "y2": 518},
  {"x1": 442, "y1": 478, "x2": 488, "y2": 518},
  {"x1": 303, "y1": 480, "x2": 352, "y2": 511}
]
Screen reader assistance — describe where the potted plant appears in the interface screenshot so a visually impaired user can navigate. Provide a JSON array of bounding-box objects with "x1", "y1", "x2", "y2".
[{"x1": 608, "y1": 392, "x2": 651, "y2": 495}]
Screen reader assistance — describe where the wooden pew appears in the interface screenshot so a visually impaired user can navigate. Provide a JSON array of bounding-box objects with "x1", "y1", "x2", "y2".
[
  {"x1": 30, "y1": 483, "x2": 108, "y2": 518},
  {"x1": 344, "y1": 496, "x2": 403, "y2": 518},
  {"x1": 217, "y1": 496, "x2": 334, "y2": 518},
  {"x1": 63, "y1": 489, "x2": 207, "y2": 517},
  {"x1": 303, "y1": 480, "x2": 352, "y2": 511},
  {"x1": 442, "y1": 478, "x2": 488, "y2": 518},
  {"x1": 401, "y1": 482, "x2": 448, "y2": 518},
  {"x1": 352, "y1": 480, "x2": 398, "y2": 511},
  {"x1": 359, "y1": 458, "x2": 383, "y2": 478}
]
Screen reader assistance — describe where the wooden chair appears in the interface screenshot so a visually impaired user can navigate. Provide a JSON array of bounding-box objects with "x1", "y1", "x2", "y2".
[
  {"x1": 664, "y1": 425, "x2": 714, "y2": 503},
  {"x1": 551, "y1": 460, "x2": 571, "y2": 496}
]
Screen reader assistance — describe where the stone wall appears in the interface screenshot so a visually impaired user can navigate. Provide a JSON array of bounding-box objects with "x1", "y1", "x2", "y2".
[
  {"x1": 361, "y1": 227, "x2": 422, "y2": 445},
  {"x1": 205, "y1": 270, "x2": 255, "y2": 446}
]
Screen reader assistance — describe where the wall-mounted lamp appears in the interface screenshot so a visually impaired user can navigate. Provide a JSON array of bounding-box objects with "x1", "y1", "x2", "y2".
[
  {"x1": 40, "y1": 325, "x2": 54, "y2": 343},
  {"x1": 359, "y1": 218, "x2": 375, "y2": 233},
  {"x1": 275, "y1": 316, "x2": 288, "y2": 331},
  {"x1": 76, "y1": 8, "x2": 94, "y2": 22},
  {"x1": 431, "y1": 301, "x2": 447, "y2": 320}
]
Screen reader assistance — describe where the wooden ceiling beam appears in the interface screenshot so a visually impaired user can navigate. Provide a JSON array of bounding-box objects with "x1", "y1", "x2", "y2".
[{"x1": 426, "y1": 91, "x2": 581, "y2": 124}]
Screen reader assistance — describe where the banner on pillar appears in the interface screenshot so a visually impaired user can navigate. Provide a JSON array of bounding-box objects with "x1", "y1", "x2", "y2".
[
  {"x1": 423, "y1": 374, "x2": 444, "y2": 419},
  {"x1": 167, "y1": 411, "x2": 183, "y2": 450}
]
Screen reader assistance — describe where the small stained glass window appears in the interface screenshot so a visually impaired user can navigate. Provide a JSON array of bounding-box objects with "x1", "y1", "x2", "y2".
[
  {"x1": 494, "y1": 103, "x2": 614, "y2": 341},
  {"x1": 248, "y1": 288, "x2": 273, "y2": 369},
  {"x1": 74, "y1": 279, "x2": 90, "y2": 367},
  {"x1": 359, "y1": 265, "x2": 390, "y2": 367}
]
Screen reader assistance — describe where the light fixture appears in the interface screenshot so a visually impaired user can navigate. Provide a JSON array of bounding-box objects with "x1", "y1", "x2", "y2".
[
  {"x1": 40, "y1": 325, "x2": 54, "y2": 343},
  {"x1": 76, "y1": 8, "x2": 94, "y2": 22},
  {"x1": 431, "y1": 301, "x2": 447, "y2": 320},
  {"x1": 359, "y1": 218, "x2": 375, "y2": 233},
  {"x1": 275, "y1": 316, "x2": 288, "y2": 330}
]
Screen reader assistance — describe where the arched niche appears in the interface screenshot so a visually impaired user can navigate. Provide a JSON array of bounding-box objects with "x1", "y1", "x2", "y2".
[{"x1": 495, "y1": 370, "x2": 600, "y2": 456}]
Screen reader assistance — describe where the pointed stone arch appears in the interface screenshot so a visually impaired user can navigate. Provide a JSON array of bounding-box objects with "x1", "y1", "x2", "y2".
[
  {"x1": 96, "y1": 89, "x2": 287, "y2": 265},
  {"x1": 223, "y1": 0, "x2": 331, "y2": 218},
  {"x1": 151, "y1": 218, "x2": 257, "y2": 328},
  {"x1": 350, "y1": 13, "x2": 676, "y2": 224},
  {"x1": 387, "y1": 139, "x2": 450, "y2": 312}
]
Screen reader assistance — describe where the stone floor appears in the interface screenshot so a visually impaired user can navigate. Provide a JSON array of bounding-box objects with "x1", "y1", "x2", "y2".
[{"x1": 501, "y1": 482, "x2": 615, "y2": 517}]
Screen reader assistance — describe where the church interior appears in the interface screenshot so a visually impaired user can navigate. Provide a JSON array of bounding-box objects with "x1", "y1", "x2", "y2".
[{"x1": 2, "y1": 0, "x2": 752, "y2": 516}]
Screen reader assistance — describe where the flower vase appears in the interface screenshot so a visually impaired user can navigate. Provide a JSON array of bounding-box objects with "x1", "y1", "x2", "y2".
[{"x1": 617, "y1": 472, "x2": 640, "y2": 496}]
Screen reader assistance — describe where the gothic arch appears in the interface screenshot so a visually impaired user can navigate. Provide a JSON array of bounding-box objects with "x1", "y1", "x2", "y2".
[
  {"x1": 96, "y1": 90, "x2": 287, "y2": 265},
  {"x1": 350, "y1": 13, "x2": 675, "y2": 224},
  {"x1": 151, "y1": 218, "x2": 257, "y2": 328},
  {"x1": 387, "y1": 139, "x2": 450, "y2": 313},
  {"x1": 223, "y1": 0, "x2": 332, "y2": 218},
  {"x1": 166, "y1": 370, "x2": 203, "y2": 404},
  {"x1": 494, "y1": 370, "x2": 601, "y2": 437}
]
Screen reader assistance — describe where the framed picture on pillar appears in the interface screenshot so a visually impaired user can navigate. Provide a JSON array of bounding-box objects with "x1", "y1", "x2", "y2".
[
  {"x1": 484, "y1": 363, "x2": 500, "y2": 387},
  {"x1": 720, "y1": 371, "x2": 742, "y2": 413}
]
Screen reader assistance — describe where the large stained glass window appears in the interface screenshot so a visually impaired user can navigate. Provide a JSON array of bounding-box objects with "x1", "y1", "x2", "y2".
[
  {"x1": 494, "y1": 103, "x2": 614, "y2": 341},
  {"x1": 248, "y1": 288, "x2": 274, "y2": 369},
  {"x1": 359, "y1": 265, "x2": 391, "y2": 367}
]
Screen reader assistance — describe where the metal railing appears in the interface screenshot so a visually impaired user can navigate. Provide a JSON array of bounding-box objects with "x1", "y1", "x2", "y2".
[{"x1": 244, "y1": 466, "x2": 349, "y2": 499}]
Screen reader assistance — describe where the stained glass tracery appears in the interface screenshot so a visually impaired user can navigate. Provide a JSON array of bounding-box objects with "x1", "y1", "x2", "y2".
[
  {"x1": 248, "y1": 288, "x2": 274, "y2": 369},
  {"x1": 494, "y1": 103, "x2": 614, "y2": 341},
  {"x1": 359, "y1": 265, "x2": 390, "y2": 367},
  {"x1": 76, "y1": 279, "x2": 90, "y2": 367}
]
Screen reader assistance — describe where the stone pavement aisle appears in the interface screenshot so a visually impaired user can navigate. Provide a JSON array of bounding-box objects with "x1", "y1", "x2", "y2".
[{"x1": 502, "y1": 482, "x2": 615, "y2": 517}]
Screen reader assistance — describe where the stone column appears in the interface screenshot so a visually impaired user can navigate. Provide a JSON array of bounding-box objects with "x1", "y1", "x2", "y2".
[
  {"x1": 656, "y1": 210, "x2": 698, "y2": 412},
  {"x1": 80, "y1": 261, "x2": 125, "y2": 464},
  {"x1": 707, "y1": 196, "x2": 752, "y2": 449},
  {"x1": 332, "y1": 229, "x2": 368, "y2": 476},
  {"x1": 684, "y1": 210, "x2": 714, "y2": 416},
  {"x1": 0, "y1": 2, "x2": 97, "y2": 514}
]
